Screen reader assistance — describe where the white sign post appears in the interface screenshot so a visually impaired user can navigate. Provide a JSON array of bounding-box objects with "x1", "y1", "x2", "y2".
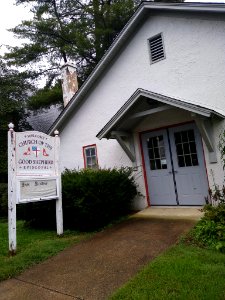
[{"x1": 8, "y1": 124, "x2": 63, "y2": 255}]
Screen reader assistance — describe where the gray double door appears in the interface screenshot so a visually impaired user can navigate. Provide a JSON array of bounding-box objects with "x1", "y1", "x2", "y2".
[{"x1": 142, "y1": 123, "x2": 208, "y2": 206}]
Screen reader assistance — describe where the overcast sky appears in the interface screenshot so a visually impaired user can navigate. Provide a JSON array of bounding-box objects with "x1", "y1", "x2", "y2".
[
  {"x1": 0, "y1": 0, "x2": 225, "y2": 54},
  {"x1": 0, "y1": 0, "x2": 32, "y2": 54}
]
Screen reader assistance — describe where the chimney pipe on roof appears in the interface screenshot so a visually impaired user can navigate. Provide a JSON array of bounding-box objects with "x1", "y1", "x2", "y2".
[{"x1": 61, "y1": 63, "x2": 78, "y2": 107}]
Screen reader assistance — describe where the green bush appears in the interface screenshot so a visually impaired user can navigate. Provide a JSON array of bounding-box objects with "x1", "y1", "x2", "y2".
[
  {"x1": 21, "y1": 168, "x2": 138, "y2": 231},
  {"x1": 188, "y1": 204, "x2": 225, "y2": 252},
  {"x1": 0, "y1": 183, "x2": 8, "y2": 217}
]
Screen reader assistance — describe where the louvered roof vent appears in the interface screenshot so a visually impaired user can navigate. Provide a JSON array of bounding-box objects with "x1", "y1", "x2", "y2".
[{"x1": 149, "y1": 33, "x2": 165, "y2": 63}]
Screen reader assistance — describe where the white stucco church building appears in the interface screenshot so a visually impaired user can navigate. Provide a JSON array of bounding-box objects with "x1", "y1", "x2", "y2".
[{"x1": 49, "y1": 2, "x2": 225, "y2": 210}]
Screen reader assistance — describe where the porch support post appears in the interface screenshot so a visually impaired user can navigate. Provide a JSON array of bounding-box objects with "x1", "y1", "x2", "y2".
[
  {"x1": 111, "y1": 131, "x2": 136, "y2": 166},
  {"x1": 193, "y1": 115, "x2": 217, "y2": 163}
]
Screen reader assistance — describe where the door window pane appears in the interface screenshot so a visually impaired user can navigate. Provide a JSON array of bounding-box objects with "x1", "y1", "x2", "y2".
[
  {"x1": 184, "y1": 155, "x2": 192, "y2": 166},
  {"x1": 147, "y1": 135, "x2": 167, "y2": 170},
  {"x1": 178, "y1": 156, "x2": 185, "y2": 167},
  {"x1": 174, "y1": 129, "x2": 199, "y2": 167},
  {"x1": 183, "y1": 143, "x2": 190, "y2": 154}
]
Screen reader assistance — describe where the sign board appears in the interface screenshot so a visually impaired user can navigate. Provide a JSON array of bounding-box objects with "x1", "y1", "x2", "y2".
[
  {"x1": 16, "y1": 131, "x2": 56, "y2": 176},
  {"x1": 8, "y1": 124, "x2": 63, "y2": 255},
  {"x1": 18, "y1": 177, "x2": 59, "y2": 203}
]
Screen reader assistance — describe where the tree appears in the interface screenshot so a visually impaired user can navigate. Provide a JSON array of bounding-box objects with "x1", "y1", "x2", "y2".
[
  {"x1": 4, "y1": 0, "x2": 138, "y2": 84},
  {"x1": 2, "y1": 0, "x2": 183, "y2": 111},
  {"x1": 0, "y1": 60, "x2": 34, "y2": 180}
]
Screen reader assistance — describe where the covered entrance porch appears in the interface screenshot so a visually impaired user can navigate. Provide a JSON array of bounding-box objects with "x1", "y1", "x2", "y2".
[{"x1": 97, "y1": 89, "x2": 224, "y2": 207}]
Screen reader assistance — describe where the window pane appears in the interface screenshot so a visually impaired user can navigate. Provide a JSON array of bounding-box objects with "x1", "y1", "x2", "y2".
[
  {"x1": 174, "y1": 129, "x2": 198, "y2": 167},
  {"x1": 161, "y1": 159, "x2": 167, "y2": 169},
  {"x1": 181, "y1": 131, "x2": 188, "y2": 143},
  {"x1": 87, "y1": 157, "x2": 92, "y2": 166},
  {"x1": 183, "y1": 143, "x2": 190, "y2": 155},
  {"x1": 148, "y1": 148, "x2": 154, "y2": 159},
  {"x1": 155, "y1": 159, "x2": 161, "y2": 169},
  {"x1": 190, "y1": 142, "x2": 197, "y2": 154},
  {"x1": 147, "y1": 138, "x2": 153, "y2": 149},
  {"x1": 185, "y1": 155, "x2": 192, "y2": 166},
  {"x1": 178, "y1": 156, "x2": 185, "y2": 167},
  {"x1": 90, "y1": 148, "x2": 96, "y2": 156},
  {"x1": 85, "y1": 148, "x2": 91, "y2": 157},
  {"x1": 174, "y1": 132, "x2": 181, "y2": 144},
  {"x1": 188, "y1": 130, "x2": 195, "y2": 141},
  {"x1": 91, "y1": 157, "x2": 96, "y2": 165},
  {"x1": 147, "y1": 135, "x2": 167, "y2": 170},
  {"x1": 176, "y1": 144, "x2": 183, "y2": 156},
  {"x1": 159, "y1": 147, "x2": 165, "y2": 158},
  {"x1": 158, "y1": 135, "x2": 164, "y2": 147},
  {"x1": 154, "y1": 147, "x2": 160, "y2": 159},
  {"x1": 153, "y1": 137, "x2": 158, "y2": 147},
  {"x1": 84, "y1": 146, "x2": 98, "y2": 169},
  {"x1": 150, "y1": 159, "x2": 156, "y2": 170}
]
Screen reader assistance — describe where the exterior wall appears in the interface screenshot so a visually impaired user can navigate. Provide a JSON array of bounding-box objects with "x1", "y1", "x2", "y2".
[
  {"x1": 60, "y1": 11, "x2": 225, "y2": 210},
  {"x1": 204, "y1": 118, "x2": 225, "y2": 189}
]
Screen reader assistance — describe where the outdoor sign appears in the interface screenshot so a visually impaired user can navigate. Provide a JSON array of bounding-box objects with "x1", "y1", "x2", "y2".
[
  {"x1": 8, "y1": 124, "x2": 63, "y2": 255},
  {"x1": 18, "y1": 178, "x2": 58, "y2": 203},
  {"x1": 16, "y1": 131, "x2": 56, "y2": 177}
]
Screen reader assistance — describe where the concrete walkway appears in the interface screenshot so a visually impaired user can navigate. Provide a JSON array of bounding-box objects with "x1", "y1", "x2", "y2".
[
  {"x1": 0, "y1": 208, "x2": 201, "y2": 300},
  {"x1": 135, "y1": 206, "x2": 203, "y2": 220}
]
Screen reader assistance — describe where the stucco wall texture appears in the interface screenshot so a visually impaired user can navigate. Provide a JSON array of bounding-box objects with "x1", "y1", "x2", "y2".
[{"x1": 59, "y1": 11, "x2": 225, "y2": 209}]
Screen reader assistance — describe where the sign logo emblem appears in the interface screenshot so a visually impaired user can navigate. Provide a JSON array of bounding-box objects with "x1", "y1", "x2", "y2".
[{"x1": 32, "y1": 146, "x2": 40, "y2": 157}]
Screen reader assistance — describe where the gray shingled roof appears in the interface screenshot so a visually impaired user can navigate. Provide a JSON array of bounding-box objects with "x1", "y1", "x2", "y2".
[{"x1": 27, "y1": 105, "x2": 62, "y2": 133}]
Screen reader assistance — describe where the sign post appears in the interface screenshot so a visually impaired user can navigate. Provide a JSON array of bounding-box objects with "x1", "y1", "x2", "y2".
[
  {"x1": 8, "y1": 123, "x2": 17, "y2": 255},
  {"x1": 8, "y1": 124, "x2": 63, "y2": 255},
  {"x1": 54, "y1": 130, "x2": 63, "y2": 235}
]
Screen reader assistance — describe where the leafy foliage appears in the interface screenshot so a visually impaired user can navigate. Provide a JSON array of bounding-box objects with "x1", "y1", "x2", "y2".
[
  {"x1": 0, "y1": 184, "x2": 8, "y2": 217},
  {"x1": 27, "y1": 81, "x2": 63, "y2": 110},
  {"x1": 187, "y1": 204, "x2": 225, "y2": 253},
  {"x1": 0, "y1": 60, "x2": 35, "y2": 180},
  {"x1": 5, "y1": 0, "x2": 139, "y2": 83},
  {"x1": 183, "y1": 128, "x2": 225, "y2": 253},
  {"x1": 20, "y1": 168, "x2": 138, "y2": 231},
  {"x1": 2, "y1": 0, "x2": 184, "y2": 112}
]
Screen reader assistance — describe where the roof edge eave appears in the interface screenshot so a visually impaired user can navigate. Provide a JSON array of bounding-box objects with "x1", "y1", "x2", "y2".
[
  {"x1": 49, "y1": 2, "x2": 225, "y2": 135},
  {"x1": 96, "y1": 89, "x2": 225, "y2": 140}
]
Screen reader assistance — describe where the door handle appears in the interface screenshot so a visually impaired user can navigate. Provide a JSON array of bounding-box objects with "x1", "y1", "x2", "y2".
[{"x1": 168, "y1": 170, "x2": 178, "y2": 174}]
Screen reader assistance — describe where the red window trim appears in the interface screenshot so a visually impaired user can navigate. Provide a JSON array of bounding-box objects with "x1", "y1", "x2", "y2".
[{"x1": 82, "y1": 144, "x2": 99, "y2": 169}]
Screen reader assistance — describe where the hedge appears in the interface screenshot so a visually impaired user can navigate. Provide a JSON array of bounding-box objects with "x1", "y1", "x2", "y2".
[{"x1": 18, "y1": 167, "x2": 138, "y2": 231}]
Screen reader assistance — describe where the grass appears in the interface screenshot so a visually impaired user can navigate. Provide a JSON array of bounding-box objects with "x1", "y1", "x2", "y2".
[
  {"x1": 0, "y1": 218, "x2": 92, "y2": 281},
  {"x1": 110, "y1": 244, "x2": 225, "y2": 300}
]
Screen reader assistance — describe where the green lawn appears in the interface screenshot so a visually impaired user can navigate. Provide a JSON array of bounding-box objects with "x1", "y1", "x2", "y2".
[
  {"x1": 1, "y1": 219, "x2": 225, "y2": 299},
  {"x1": 110, "y1": 244, "x2": 225, "y2": 300},
  {"x1": 0, "y1": 219, "x2": 92, "y2": 281}
]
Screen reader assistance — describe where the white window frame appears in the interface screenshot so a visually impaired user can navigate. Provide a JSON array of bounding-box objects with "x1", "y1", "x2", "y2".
[{"x1": 83, "y1": 144, "x2": 99, "y2": 169}]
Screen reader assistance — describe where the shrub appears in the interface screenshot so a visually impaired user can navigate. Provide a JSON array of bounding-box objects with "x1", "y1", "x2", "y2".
[
  {"x1": 21, "y1": 168, "x2": 138, "y2": 231},
  {"x1": 187, "y1": 204, "x2": 225, "y2": 252},
  {"x1": 0, "y1": 183, "x2": 8, "y2": 217}
]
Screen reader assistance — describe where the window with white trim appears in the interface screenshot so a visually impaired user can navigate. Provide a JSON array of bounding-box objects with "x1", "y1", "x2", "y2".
[
  {"x1": 149, "y1": 33, "x2": 165, "y2": 64},
  {"x1": 83, "y1": 145, "x2": 98, "y2": 169}
]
